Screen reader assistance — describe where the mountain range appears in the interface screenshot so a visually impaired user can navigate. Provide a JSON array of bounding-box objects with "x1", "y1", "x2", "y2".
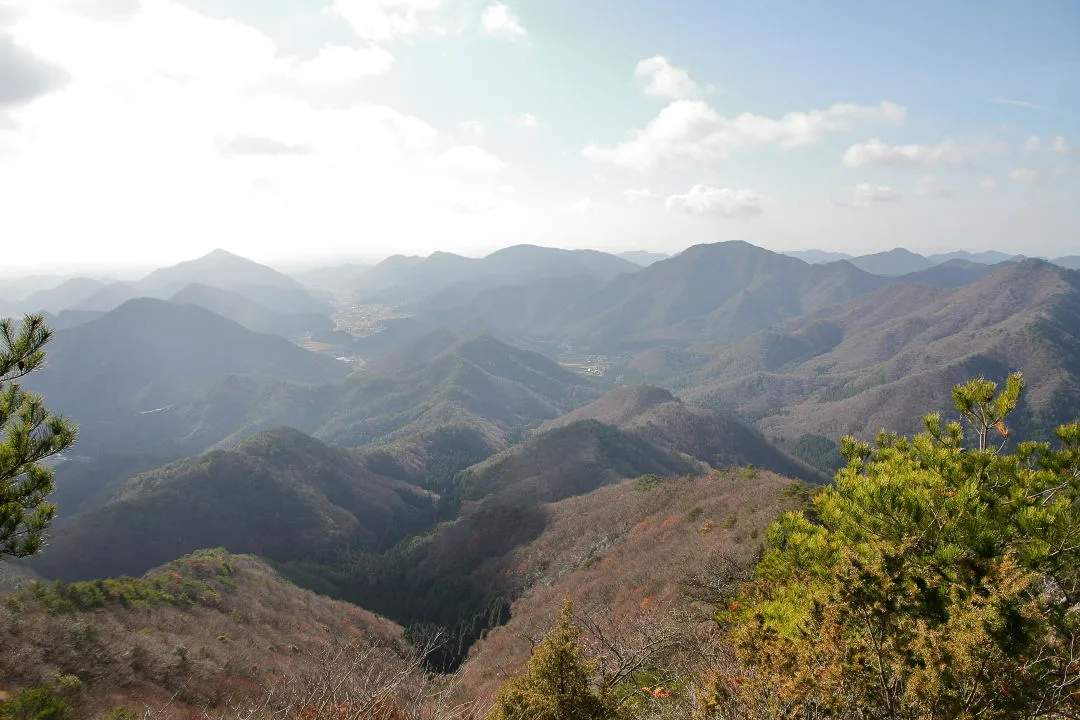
[
  {"x1": 666, "y1": 259, "x2": 1080, "y2": 447},
  {"x1": 23, "y1": 298, "x2": 349, "y2": 452},
  {"x1": 29, "y1": 428, "x2": 438, "y2": 581},
  {"x1": 6, "y1": 237, "x2": 1080, "y2": 708},
  {"x1": 6, "y1": 249, "x2": 332, "y2": 320},
  {"x1": 351, "y1": 244, "x2": 640, "y2": 308}
]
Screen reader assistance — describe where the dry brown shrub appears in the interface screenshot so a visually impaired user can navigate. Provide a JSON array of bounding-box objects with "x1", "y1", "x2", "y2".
[{"x1": 456, "y1": 469, "x2": 801, "y2": 703}]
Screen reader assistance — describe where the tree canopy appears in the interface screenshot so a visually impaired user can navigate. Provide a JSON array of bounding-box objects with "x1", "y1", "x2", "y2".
[
  {"x1": 488, "y1": 598, "x2": 614, "y2": 720},
  {"x1": 0, "y1": 314, "x2": 77, "y2": 557},
  {"x1": 725, "y1": 373, "x2": 1080, "y2": 719}
]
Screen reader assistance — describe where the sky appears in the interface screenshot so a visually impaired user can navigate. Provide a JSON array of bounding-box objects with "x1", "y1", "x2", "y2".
[{"x1": 0, "y1": 0, "x2": 1078, "y2": 271}]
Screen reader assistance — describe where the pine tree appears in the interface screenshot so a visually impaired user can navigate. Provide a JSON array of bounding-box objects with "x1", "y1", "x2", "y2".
[
  {"x1": 726, "y1": 373, "x2": 1080, "y2": 719},
  {"x1": 0, "y1": 314, "x2": 77, "y2": 557},
  {"x1": 488, "y1": 598, "x2": 614, "y2": 720}
]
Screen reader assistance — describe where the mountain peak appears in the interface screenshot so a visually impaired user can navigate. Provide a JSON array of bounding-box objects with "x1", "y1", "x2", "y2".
[{"x1": 205, "y1": 248, "x2": 240, "y2": 258}]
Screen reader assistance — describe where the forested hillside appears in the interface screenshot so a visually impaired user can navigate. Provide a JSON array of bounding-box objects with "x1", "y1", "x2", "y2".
[
  {"x1": 1, "y1": 550, "x2": 425, "y2": 718},
  {"x1": 6, "y1": 242, "x2": 1080, "y2": 720}
]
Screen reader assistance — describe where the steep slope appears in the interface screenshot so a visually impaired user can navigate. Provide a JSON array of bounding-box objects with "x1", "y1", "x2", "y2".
[
  {"x1": 30, "y1": 428, "x2": 437, "y2": 581},
  {"x1": 458, "y1": 419, "x2": 699, "y2": 504},
  {"x1": 76, "y1": 250, "x2": 330, "y2": 315},
  {"x1": 782, "y1": 249, "x2": 854, "y2": 264},
  {"x1": 404, "y1": 242, "x2": 887, "y2": 354},
  {"x1": 418, "y1": 274, "x2": 605, "y2": 338},
  {"x1": 563, "y1": 241, "x2": 886, "y2": 350},
  {"x1": 24, "y1": 298, "x2": 349, "y2": 451},
  {"x1": 928, "y1": 250, "x2": 1020, "y2": 265},
  {"x1": 618, "y1": 250, "x2": 670, "y2": 266},
  {"x1": 292, "y1": 262, "x2": 371, "y2": 295},
  {"x1": 481, "y1": 244, "x2": 638, "y2": 281},
  {"x1": 0, "y1": 273, "x2": 75, "y2": 301},
  {"x1": 458, "y1": 470, "x2": 808, "y2": 700},
  {"x1": 679, "y1": 260, "x2": 1080, "y2": 442},
  {"x1": 897, "y1": 259, "x2": 1006, "y2": 289},
  {"x1": 171, "y1": 282, "x2": 334, "y2": 338},
  {"x1": 2, "y1": 549, "x2": 412, "y2": 719},
  {"x1": 48, "y1": 308, "x2": 107, "y2": 329},
  {"x1": 848, "y1": 248, "x2": 934, "y2": 276},
  {"x1": 111, "y1": 332, "x2": 599, "y2": 457},
  {"x1": 141, "y1": 248, "x2": 306, "y2": 294},
  {"x1": 309, "y1": 393, "x2": 816, "y2": 668},
  {"x1": 19, "y1": 277, "x2": 107, "y2": 313},
  {"x1": 79, "y1": 280, "x2": 143, "y2": 311},
  {"x1": 359, "y1": 245, "x2": 638, "y2": 307},
  {"x1": 543, "y1": 386, "x2": 824, "y2": 482}
]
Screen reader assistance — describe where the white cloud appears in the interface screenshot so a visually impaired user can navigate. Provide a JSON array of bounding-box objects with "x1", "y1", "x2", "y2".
[
  {"x1": 448, "y1": 184, "x2": 513, "y2": 214},
  {"x1": 623, "y1": 188, "x2": 660, "y2": 203},
  {"x1": 990, "y1": 98, "x2": 1050, "y2": 111},
  {"x1": 330, "y1": 0, "x2": 442, "y2": 42},
  {"x1": 1010, "y1": 168, "x2": 1038, "y2": 184},
  {"x1": 585, "y1": 99, "x2": 905, "y2": 171},
  {"x1": 11, "y1": 0, "x2": 282, "y2": 88},
  {"x1": 842, "y1": 183, "x2": 900, "y2": 207},
  {"x1": 1052, "y1": 135, "x2": 1071, "y2": 155},
  {"x1": 842, "y1": 138, "x2": 968, "y2": 168},
  {"x1": 217, "y1": 135, "x2": 311, "y2": 156},
  {"x1": 0, "y1": 33, "x2": 69, "y2": 110},
  {"x1": 634, "y1": 56, "x2": 702, "y2": 100},
  {"x1": 0, "y1": 0, "x2": 522, "y2": 266},
  {"x1": 506, "y1": 112, "x2": 538, "y2": 128},
  {"x1": 1022, "y1": 135, "x2": 1042, "y2": 154},
  {"x1": 459, "y1": 119, "x2": 485, "y2": 136},
  {"x1": 481, "y1": 3, "x2": 525, "y2": 38},
  {"x1": 290, "y1": 44, "x2": 394, "y2": 84},
  {"x1": 980, "y1": 176, "x2": 996, "y2": 190},
  {"x1": 914, "y1": 175, "x2": 953, "y2": 198},
  {"x1": 565, "y1": 197, "x2": 592, "y2": 214},
  {"x1": 440, "y1": 144, "x2": 506, "y2": 173},
  {"x1": 665, "y1": 185, "x2": 764, "y2": 217}
]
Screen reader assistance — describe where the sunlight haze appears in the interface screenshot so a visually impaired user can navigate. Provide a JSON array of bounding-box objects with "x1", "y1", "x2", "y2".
[{"x1": 1, "y1": 0, "x2": 1078, "y2": 270}]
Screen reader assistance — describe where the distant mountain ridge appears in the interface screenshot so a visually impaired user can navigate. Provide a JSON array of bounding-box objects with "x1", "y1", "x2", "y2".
[
  {"x1": 457, "y1": 381, "x2": 822, "y2": 507},
  {"x1": 97, "y1": 330, "x2": 600, "y2": 457},
  {"x1": 617, "y1": 250, "x2": 670, "y2": 266},
  {"x1": 30, "y1": 428, "x2": 438, "y2": 581},
  {"x1": 846, "y1": 248, "x2": 935, "y2": 276},
  {"x1": 673, "y1": 259, "x2": 1080, "y2": 443},
  {"x1": 419, "y1": 241, "x2": 888, "y2": 352},
  {"x1": 23, "y1": 298, "x2": 349, "y2": 452},
  {"x1": 356, "y1": 244, "x2": 639, "y2": 307},
  {"x1": 74, "y1": 249, "x2": 331, "y2": 316},
  {"x1": 785, "y1": 247, "x2": 1030, "y2": 274},
  {"x1": 170, "y1": 282, "x2": 334, "y2": 338},
  {"x1": 541, "y1": 385, "x2": 823, "y2": 482}
]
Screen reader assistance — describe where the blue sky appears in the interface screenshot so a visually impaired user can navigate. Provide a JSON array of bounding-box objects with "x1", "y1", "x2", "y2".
[{"x1": 0, "y1": 0, "x2": 1077, "y2": 270}]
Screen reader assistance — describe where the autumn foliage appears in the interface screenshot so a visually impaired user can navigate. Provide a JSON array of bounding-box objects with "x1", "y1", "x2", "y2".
[{"x1": 722, "y1": 373, "x2": 1080, "y2": 719}]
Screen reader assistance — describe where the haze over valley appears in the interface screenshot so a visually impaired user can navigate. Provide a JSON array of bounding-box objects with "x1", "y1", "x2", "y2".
[{"x1": 1, "y1": 1, "x2": 1079, "y2": 718}]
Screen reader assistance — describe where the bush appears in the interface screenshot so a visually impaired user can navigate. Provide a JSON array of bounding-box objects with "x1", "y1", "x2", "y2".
[
  {"x1": 1, "y1": 676, "x2": 81, "y2": 720},
  {"x1": 634, "y1": 474, "x2": 665, "y2": 492},
  {"x1": 11, "y1": 548, "x2": 238, "y2": 615},
  {"x1": 727, "y1": 374, "x2": 1080, "y2": 718}
]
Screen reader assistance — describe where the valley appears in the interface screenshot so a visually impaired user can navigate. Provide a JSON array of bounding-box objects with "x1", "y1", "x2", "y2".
[{"x1": 2, "y1": 241, "x2": 1079, "y2": 718}]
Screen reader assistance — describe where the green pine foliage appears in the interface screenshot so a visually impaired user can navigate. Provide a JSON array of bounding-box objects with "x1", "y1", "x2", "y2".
[
  {"x1": 725, "y1": 372, "x2": 1080, "y2": 718},
  {"x1": 0, "y1": 314, "x2": 77, "y2": 557},
  {"x1": 5, "y1": 548, "x2": 239, "y2": 615},
  {"x1": 488, "y1": 598, "x2": 614, "y2": 720},
  {"x1": 0, "y1": 674, "x2": 80, "y2": 720}
]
